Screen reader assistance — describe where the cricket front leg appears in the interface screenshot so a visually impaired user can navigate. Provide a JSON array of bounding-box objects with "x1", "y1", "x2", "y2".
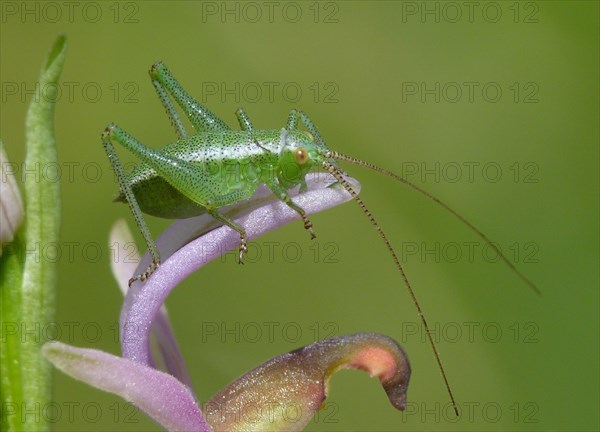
[{"x1": 265, "y1": 179, "x2": 316, "y2": 240}]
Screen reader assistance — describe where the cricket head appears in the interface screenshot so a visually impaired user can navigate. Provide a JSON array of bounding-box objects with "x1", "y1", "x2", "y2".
[{"x1": 276, "y1": 128, "x2": 334, "y2": 189}]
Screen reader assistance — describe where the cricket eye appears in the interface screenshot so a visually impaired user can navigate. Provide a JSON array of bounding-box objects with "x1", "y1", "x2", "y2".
[{"x1": 294, "y1": 147, "x2": 309, "y2": 165}]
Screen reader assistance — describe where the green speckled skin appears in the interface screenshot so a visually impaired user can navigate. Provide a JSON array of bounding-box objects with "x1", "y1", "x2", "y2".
[{"x1": 115, "y1": 130, "x2": 318, "y2": 219}]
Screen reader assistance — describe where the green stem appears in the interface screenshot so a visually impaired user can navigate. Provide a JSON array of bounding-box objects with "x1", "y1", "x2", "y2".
[
  {"x1": 1, "y1": 232, "x2": 24, "y2": 431},
  {"x1": 0, "y1": 35, "x2": 67, "y2": 432}
]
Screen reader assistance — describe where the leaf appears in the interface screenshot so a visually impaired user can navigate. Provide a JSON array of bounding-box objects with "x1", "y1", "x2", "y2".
[{"x1": 0, "y1": 34, "x2": 67, "y2": 432}]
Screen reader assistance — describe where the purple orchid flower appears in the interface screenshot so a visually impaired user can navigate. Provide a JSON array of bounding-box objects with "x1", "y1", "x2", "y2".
[{"x1": 42, "y1": 173, "x2": 411, "y2": 431}]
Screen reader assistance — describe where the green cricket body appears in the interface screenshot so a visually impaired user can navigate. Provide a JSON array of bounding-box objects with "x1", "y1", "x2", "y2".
[
  {"x1": 103, "y1": 61, "x2": 337, "y2": 283},
  {"x1": 115, "y1": 129, "x2": 318, "y2": 219}
]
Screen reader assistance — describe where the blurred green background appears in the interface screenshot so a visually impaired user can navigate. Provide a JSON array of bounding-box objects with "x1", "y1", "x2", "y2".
[{"x1": 1, "y1": 1, "x2": 598, "y2": 430}]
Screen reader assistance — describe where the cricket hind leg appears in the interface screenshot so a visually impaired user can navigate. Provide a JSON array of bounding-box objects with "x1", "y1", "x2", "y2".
[
  {"x1": 102, "y1": 126, "x2": 160, "y2": 286},
  {"x1": 151, "y1": 74, "x2": 188, "y2": 139},
  {"x1": 235, "y1": 107, "x2": 253, "y2": 131},
  {"x1": 104, "y1": 123, "x2": 252, "y2": 267},
  {"x1": 149, "y1": 61, "x2": 230, "y2": 132}
]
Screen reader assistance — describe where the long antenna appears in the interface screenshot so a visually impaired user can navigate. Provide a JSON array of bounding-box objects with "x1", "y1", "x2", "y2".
[
  {"x1": 323, "y1": 162, "x2": 460, "y2": 417},
  {"x1": 326, "y1": 151, "x2": 541, "y2": 295}
]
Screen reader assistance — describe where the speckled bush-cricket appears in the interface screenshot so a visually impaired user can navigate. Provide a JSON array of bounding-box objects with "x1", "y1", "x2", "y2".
[{"x1": 102, "y1": 62, "x2": 540, "y2": 416}]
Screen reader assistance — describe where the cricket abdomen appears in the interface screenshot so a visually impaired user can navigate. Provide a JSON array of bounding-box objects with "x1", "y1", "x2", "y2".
[{"x1": 115, "y1": 174, "x2": 209, "y2": 219}]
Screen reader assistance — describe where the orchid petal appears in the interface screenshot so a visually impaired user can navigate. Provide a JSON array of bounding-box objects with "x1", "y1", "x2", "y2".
[
  {"x1": 109, "y1": 219, "x2": 139, "y2": 295},
  {"x1": 205, "y1": 333, "x2": 410, "y2": 431},
  {"x1": 109, "y1": 219, "x2": 193, "y2": 389},
  {"x1": 41, "y1": 342, "x2": 210, "y2": 432},
  {"x1": 121, "y1": 173, "x2": 360, "y2": 365},
  {"x1": 0, "y1": 141, "x2": 24, "y2": 255}
]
